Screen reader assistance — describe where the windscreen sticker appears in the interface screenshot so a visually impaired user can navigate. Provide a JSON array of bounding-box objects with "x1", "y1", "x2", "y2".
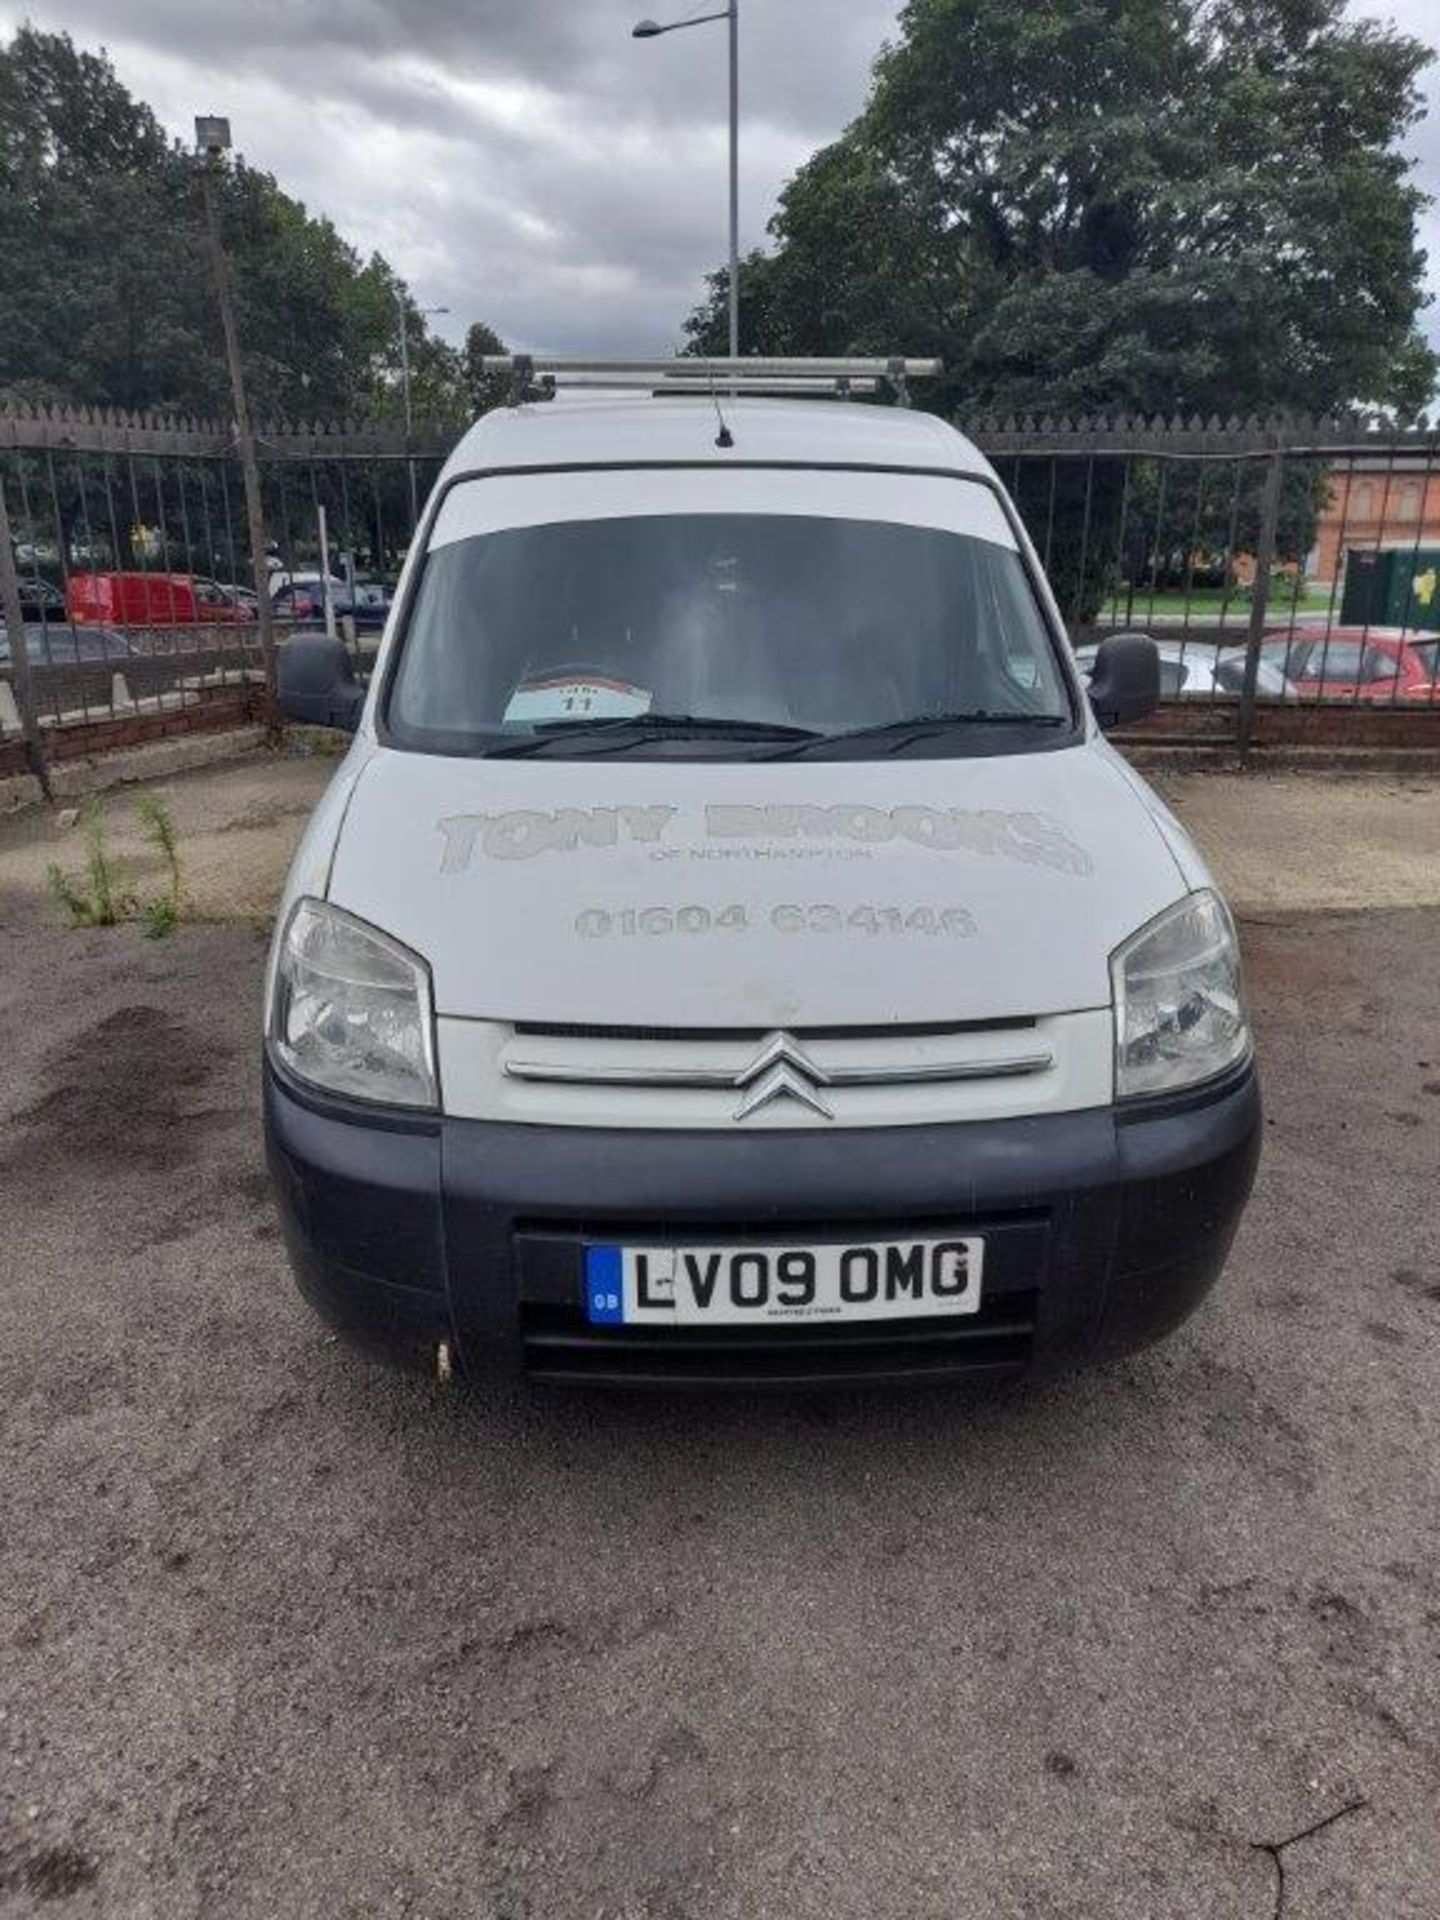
[
  {"x1": 436, "y1": 805, "x2": 1092, "y2": 876},
  {"x1": 502, "y1": 675, "x2": 653, "y2": 725}
]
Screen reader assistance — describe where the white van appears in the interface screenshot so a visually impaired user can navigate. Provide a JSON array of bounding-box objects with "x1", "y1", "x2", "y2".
[{"x1": 264, "y1": 369, "x2": 1259, "y2": 1386}]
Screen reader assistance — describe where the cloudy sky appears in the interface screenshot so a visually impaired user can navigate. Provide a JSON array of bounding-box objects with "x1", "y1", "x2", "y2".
[{"x1": 3, "y1": 0, "x2": 1437, "y2": 366}]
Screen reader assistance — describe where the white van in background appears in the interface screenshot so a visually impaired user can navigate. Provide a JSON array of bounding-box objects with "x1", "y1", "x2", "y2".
[{"x1": 263, "y1": 361, "x2": 1259, "y2": 1387}]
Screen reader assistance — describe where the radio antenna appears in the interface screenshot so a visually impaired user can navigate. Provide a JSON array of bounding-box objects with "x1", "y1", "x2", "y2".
[{"x1": 701, "y1": 358, "x2": 734, "y2": 448}]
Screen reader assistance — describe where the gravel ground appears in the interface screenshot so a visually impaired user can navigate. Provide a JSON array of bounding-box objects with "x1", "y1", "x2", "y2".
[{"x1": 0, "y1": 762, "x2": 1437, "y2": 1918}]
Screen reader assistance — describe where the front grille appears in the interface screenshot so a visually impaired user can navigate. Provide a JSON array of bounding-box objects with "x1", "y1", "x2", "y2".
[
  {"x1": 518, "y1": 1290, "x2": 1039, "y2": 1387},
  {"x1": 514, "y1": 1016, "x2": 1039, "y2": 1043}
]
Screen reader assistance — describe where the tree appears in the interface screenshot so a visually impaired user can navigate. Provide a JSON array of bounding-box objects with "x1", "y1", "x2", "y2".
[
  {"x1": 685, "y1": 0, "x2": 1437, "y2": 420},
  {"x1": 464, "y1": 321, "x2": 512, "y2": 415},
  {"x1": 0, "y1": 27, "x2": 488, "y2": 424}
]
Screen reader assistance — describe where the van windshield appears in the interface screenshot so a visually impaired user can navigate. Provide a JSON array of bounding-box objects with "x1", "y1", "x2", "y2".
[{"x1": 386, "y1": 510, "x2": 1072, "y2": 757}]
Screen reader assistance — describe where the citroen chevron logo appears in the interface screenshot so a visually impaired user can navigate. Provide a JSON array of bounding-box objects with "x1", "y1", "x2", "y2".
[{"x1": 732, "y1": 1032, "x2": 834, "y2": 1122}]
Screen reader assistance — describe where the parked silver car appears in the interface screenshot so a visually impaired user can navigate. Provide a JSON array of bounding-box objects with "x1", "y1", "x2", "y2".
[
  {"x1": 0, "y1": 623, "x2": 140, "y2": 666},
  {"x1": 1074, "y1": 637, "x2": 1297, "y2": 700}
]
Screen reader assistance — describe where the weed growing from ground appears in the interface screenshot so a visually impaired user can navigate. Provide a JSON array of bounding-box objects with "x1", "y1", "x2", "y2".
[{"x1": 47, "y1": 794, "x2": 186, "y2": 937}]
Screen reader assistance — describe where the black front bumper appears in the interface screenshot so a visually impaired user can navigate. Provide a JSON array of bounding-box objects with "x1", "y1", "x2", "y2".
[{"x1": 263, "y1": 1056, "x2": 1261, "y2": 1387}]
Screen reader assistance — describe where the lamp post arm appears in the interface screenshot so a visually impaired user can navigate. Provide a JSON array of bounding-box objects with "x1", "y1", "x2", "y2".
[{"x1": 638, "y1": 7, "x2": 732, "y2": 30}]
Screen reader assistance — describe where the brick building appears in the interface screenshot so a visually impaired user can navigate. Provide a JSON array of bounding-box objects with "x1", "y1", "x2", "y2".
[{"x1": 1311, "y1": 460, "x2": 1440, "y2": 586}]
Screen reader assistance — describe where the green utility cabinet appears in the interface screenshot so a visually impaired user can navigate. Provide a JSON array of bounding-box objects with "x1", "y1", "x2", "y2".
[{"x1": 1339, "y1": 546, "x2": 1440, "y2": 631}]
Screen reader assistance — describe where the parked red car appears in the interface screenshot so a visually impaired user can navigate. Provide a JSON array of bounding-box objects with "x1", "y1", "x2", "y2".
[
  {"x1": 1258, "y1": 626, "x2": 1440, "y2": 702},
  {"x1": 67, "y1": 572, "x2": 255, "y2": 626}
]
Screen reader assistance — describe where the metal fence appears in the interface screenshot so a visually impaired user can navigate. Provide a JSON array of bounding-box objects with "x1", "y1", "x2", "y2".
[
  {"x1": 967, "y1": 414, "x2": 1440, "y2": 753},
  {"x1": 4, "y1": 403, "x2": 1439, "y2": 791},
  {"x1": 0, "y1": 407, "x2": 454, "y2": 793}
]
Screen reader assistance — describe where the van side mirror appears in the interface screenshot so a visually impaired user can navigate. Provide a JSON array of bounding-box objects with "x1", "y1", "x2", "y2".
[
  {"x1": 277, "y1": 632, "x2": 365, "y2": 732},
  {"x1": 1086, "y1": 632, "x2": 1160, "y2": 730}
]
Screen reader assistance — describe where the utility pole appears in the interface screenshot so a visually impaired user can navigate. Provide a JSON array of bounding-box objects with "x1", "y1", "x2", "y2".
[
  {"x1": 396, "y1": 293, "x2": 448, "y2": 535},
  {"x1": 195, "y1": 116, "x2": 279, "y2": 729},
  {"x1": 0, "y1": 478, "x2": 51, "y2": 799},
  {"x1": 396, "y1": 291, "x2": 417, "y2": 530}
]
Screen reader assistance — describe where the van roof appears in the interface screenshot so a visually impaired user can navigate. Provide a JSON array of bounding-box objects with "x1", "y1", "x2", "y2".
[{"x1": 440, "y1": 396, "x2": 988, "y2": 481}]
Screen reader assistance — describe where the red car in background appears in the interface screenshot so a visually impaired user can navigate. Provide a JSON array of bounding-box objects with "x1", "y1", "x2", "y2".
[
  {"x1": 67, "y1": 572, "x2": 255, "y2": 626},
  {"x1": 1258, "y1": 626, "x2": 1440, "y2": 702}
]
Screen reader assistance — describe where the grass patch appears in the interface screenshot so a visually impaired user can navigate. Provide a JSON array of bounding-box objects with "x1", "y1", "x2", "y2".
[{"x1": 1102, "y1": 588, "x2": 1336, "y2": 623}]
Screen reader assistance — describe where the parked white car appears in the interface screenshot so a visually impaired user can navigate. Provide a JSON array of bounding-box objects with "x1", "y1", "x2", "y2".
[
  {"x1": 1073, "y1": 638, "x2": 1297, "y2": 700},
  {"x1": 267, "y1": 570, "x2": 346, "y2": 601},
  {"x1": 263, "y1": 372, "x2": 1260, "y2": 1388}
]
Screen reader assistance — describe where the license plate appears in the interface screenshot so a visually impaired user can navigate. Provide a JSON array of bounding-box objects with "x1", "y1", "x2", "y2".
[{"x1": 584, "y1": 1237, "x2": 983, "y2": 1327}]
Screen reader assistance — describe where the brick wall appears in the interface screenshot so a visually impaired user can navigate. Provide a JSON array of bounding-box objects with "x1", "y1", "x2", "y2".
[
  {"x1": 0, "y1": 687, "x2": 263, "y2": 778},
  {"x1": 1120, "y1": 699, "x2": 1440, "y2": 749}
]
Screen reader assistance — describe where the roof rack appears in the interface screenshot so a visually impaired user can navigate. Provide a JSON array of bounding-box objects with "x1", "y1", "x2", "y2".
[{"x1": 479, "y1": 355, "x2": 943, "y2": 408}]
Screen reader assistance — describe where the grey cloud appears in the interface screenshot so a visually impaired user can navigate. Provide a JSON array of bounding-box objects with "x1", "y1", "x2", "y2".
[
  {"x1": 34, "y1": 0, "x2": 895, "y2": 142},
  {"x1": 3, "y1": 0, "x2": 1436, "y2": 360}
]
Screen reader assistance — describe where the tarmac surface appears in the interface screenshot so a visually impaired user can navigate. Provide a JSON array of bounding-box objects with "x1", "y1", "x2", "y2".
[{"x1": 0, "y1": 755, "x2": 1436, "y2": 1918}]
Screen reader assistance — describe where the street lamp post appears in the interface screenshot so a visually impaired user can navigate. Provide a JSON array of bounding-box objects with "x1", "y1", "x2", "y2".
[
  {"x1": 195, "y1": 114, "x2": 279, "y2": 728},
  {"x1": 633, "y1": 4, "x2": 739, "y2": 360},
  {"x1": 395, "y1": 294, "x2": 449, "y2": 529}
]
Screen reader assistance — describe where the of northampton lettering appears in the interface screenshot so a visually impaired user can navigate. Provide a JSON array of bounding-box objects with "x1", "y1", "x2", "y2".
[{"x1": 437, "y1": 804, "x2": 1091, "y2": 876}]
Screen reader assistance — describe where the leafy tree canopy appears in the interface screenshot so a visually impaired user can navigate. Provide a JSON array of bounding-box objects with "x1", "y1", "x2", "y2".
[
  {"x1": 0, "y1": 27, "x2": 501, "y2": 422},
  {"x1": 464, "y1": 320, "x2": 512, "y2": 414},
  {"x1": 685, "y1": 0, "x2": 1438, "y2": 418}
]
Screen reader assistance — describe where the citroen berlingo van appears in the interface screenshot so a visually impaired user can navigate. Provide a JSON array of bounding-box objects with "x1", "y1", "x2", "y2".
[{"x1": 264, "y1": 362, "x2": 1259, "y2": 1386}]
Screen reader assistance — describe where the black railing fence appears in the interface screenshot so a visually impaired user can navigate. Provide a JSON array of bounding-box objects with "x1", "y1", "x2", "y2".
[{"x1": 3, "y1": 403, "x2": 1438, "y2": 789}]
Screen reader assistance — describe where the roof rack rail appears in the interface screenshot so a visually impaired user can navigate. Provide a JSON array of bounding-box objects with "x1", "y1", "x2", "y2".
[{"x1": 479, "y1": 354, "x2": 943, "y2": 408}]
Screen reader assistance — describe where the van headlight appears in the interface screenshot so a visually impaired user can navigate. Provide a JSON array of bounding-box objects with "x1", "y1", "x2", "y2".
[
  {"x1": 1111, "y1": 890, "x2": 1249, "y2": 1099},
  {"x1": 270, "y1": 899, "x2": 437, "y2": 1109}
]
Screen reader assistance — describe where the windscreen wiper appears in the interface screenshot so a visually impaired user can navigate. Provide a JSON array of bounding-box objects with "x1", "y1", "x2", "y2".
[
  {"x1": 484, "y1": 712, "x2": 822, "y2": 758},
  {"x1": 762, "y1": 710, "x2": 1069, "y2": 758}
]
